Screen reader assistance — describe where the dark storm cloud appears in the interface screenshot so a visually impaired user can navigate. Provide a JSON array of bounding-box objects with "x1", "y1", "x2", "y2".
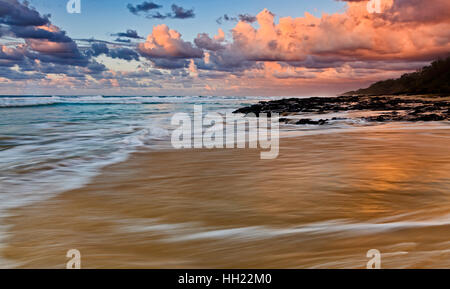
[
  {"x1": 151, "y1": 58, "x2": 189, "y2": 69},
  {"x1": 25, "y1": 44, "x2": 90, "y2": 67},
  {"x1": 0, "y1": 0, "x2": 92, "y2": 69},
  {"x1": 144, "y1": 4, "x2": 195, "y2": 20},
  {"x1": 0, "y1": 0, "x2": 145, "y2": 85},
  {"x1": 108, "y1": 47, "x2": 140, "y2": 61},
  {"x1": 87, "y1": 42, "x2": 140, "y2": 61},
  {"x1": 127, "y1": 1, "x2": 162, "y2": 15},
  {"x1": 88, "y1": 42, "x2": 109, "y2": 57},
  {"x1": 0, "y1": 0, "x2": 50, "y2": 26},
  {"x1": 29, "y1": 60, "x2": 108, "y2": 80},
  {"x1": 170, "y1": 4, "x2": 195, "y2": 19},
  {"x1": 0, "y1": 0, "x2": 150, "y2": 86},
  {"x1": 0, "y1": 66, "x2": 45, "y2": 80},
  {"x1": 86, "y1": 61, "x2": 107, "y2": 74},
  {"x1": 146, "y1": 11, "x2": 167, "y2": 19},
  {"x1": 111, "y1": 29, "x2": 143, "y2": 39},
  {"x1": 9, "y1": 26, "x2": 73, "y2": 42}
]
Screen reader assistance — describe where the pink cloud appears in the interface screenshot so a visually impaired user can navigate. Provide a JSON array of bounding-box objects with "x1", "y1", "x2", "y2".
[{"x1": 138, "y1": 24, "x2": 203, "y2": 59}]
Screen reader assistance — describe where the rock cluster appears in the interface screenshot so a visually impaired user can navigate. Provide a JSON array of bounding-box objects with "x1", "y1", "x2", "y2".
[{"x1": 233, "y1": 95, "x2": 450, "y2": 125}]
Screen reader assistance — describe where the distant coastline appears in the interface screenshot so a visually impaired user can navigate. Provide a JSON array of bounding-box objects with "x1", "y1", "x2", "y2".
[{"x1": 234, "y1": 57, "x2": 450, "y2": 125}]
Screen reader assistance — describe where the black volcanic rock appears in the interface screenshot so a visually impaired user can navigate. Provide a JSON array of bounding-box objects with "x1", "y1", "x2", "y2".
[
  {"x1": 295, "y1": 119, "x2": 328, "y2": 125},
  {"x1": 234, "y1": 95, "x2": 450, "y2": 125}
]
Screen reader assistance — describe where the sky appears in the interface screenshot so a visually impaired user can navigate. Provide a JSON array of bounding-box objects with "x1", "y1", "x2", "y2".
[{"x1": 0, "y1": 0, "x2": 449, "y2": 96}]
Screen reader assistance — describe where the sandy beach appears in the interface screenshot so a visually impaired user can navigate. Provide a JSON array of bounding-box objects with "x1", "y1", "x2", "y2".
[{"x1": 2, "y1": 127, "x2": 449, "y2": 269}]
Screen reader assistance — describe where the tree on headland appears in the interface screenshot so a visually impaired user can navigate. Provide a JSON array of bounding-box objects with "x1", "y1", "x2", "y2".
[{"x1": 343, "y1": 56, "x2": 450, "y2": 96}]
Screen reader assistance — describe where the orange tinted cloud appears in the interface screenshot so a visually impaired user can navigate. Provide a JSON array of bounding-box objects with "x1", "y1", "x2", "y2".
[
  {"x1": 223, "y1": 0, "x2": 449, "y2": 64},
  {"x1": 179, "y1": 0, "x2": 450, "y2": 95}
]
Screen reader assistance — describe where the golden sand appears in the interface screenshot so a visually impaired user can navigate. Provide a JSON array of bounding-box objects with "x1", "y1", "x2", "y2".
[{"x1": 2, "y1": 129, "x2": 450, "y2": 268}]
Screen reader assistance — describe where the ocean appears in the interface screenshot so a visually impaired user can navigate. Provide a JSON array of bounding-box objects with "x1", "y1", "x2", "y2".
[{"x1": 0, "y1": 95, "x2": 273, "y2": 212}]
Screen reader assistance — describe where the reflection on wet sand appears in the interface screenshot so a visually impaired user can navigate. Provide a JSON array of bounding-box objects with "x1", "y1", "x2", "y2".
[{"x1": 2, "y1": 128, "x2": 450, "y2": 268}]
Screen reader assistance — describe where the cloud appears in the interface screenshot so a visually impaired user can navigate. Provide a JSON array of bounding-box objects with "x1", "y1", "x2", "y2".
[
  {"x1": 0, "y1": 1, "x2": 91, "y2": 69},
  {"x1": 179, "y1": 0, "x2": 450, "y2": 95},
  {"x1": 0, "y1": 0, "x2": 134, "y2": 84},
  {"x1": 111, "y1": 29, "x2": 143, "y2": 39},
  {"x1": 384, "y1": 0, "x2": 450, "y2": 23},
  {"x1": 0, "y1": 44, "x2": 26, "y2": 67},
  {"x1": 75, "y1": 38, "x2": 134, "y2": 47},
  {"x1": 0, "y1": 0, "x2": 49, "y2": 26},
  {"x1": 0, "y1": 0, "x2": 155, "y2": 91},
  {"x1": 138, "y1": 24, "x2": 203, "y2": 59},
  {"x1": 22, "y1": 25, "x2": 89, "y2": 66},
  {"x1": 108, "y1": 47, "x2": 140, "y2": 61},
  {"x1": 87, "y1": 42, "x2": 140, "y2": 61},
  {"x1": 216, "y1": 14, "x2": 233, "y2": 25},
  {"x1": 207, "y1": 2, "x2": 450, "y2": 68},
  {"x1": 169, "y1": 4, "x2": 195, "y2": 19},
  {"x1": 127, "y1": 1, "x2": 162, "y2": 15},
  {"x1": 114, "y1": 38, "x2": 132, "y2": 43},
  {"x1": 146, "y1": 4, "x2": 196, "y2": 19},
  {"x1": 88, "y1": 42, "x2": 109, "y2": 57},
  {"x1": 146, "y1": 11, "x2": 167, "y2": 19},
  {"x1": 0, "y1": 66, "x2": 45, "y2": 80},
  {"x1": 194, "y1": 29, "x2": 225, "y2": 51},
  {"x1": 151, "y1": 58, "x2": 189, "y2": 69},
  {"x1": 9, "y1": 25, "x2": 73, "y2": 42},
  {"x1": 216, "y1": 13, "x2": 257, "y2": 24},
  {"x1": 238, "y1": 14, "x2": 257, "y2": 23}
]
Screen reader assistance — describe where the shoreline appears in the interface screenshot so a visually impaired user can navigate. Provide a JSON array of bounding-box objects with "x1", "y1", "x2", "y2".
[{"x1": 1, "y1": 128, "x2": 450, "y2": 268}]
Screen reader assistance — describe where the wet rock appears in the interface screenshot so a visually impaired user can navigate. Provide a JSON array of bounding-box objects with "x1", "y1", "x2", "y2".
[
  {"x1": 296, "y1": 119, "x2": 328, "y2": 125},
  {"x1": 410, "y1": 114, "x2": 446, "y2": 122},
  {"x1": 234, "y1": 95, "x2": 449, "y2": 125}
]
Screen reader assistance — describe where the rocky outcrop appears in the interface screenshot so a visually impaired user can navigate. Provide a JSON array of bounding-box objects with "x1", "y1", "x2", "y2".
[{"x1": 234, "y1": 95, "x2": 450, "y2": 125}]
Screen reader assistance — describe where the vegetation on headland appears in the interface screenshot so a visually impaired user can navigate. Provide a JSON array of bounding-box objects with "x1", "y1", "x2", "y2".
[{"x1": 343, "y1": 56, "x2": 450, "y2": 96}]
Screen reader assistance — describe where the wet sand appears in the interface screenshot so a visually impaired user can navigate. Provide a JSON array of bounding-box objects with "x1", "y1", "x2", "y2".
[{"x1": 1, "y1": 128, "x2": 450, "y2": 268}]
